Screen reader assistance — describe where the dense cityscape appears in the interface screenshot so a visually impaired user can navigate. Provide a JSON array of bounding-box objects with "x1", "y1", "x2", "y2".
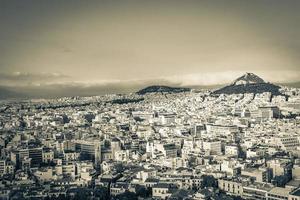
[{"x1": 0, "y1": 73, "x2": 300, "y2": 200}]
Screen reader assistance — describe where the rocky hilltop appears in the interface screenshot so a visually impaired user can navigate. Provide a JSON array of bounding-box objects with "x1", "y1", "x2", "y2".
[{"x1": 212, "y1": 73, "x2": 283, "y2": 95}]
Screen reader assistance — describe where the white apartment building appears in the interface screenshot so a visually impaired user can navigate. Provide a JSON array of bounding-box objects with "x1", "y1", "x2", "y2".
[
  {"x1": 225, "y1": 145, "x2": 239, "y2": 156},
  {"x1": 202, "y1": 140, "x2": 222, "y2": 155},
  {"x1": 272, "y1": 135, "x2": 300, "y2": 152}
]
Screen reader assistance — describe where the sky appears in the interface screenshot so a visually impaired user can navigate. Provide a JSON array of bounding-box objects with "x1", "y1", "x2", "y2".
[{"x1": 0, "y1": 0, "x2": 300, "y2": 98}]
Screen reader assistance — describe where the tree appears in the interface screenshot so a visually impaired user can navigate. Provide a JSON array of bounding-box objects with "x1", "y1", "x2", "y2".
[
  {"x1": 272, "y1": 175, "x2": 290, "y2": 187},
  {"x1": 73, "y1": 188, "x2": 92, "y2": 200},
  {"x1": 115, "y1": 163, "x2": 125, "y2": 173},
  {"x1": 115, "y1": 191, "x2": 138, "y2": 200},
  {"x1": 201, "y1": 175, "x2": 217, "y2": 188},
  {"x1": 135, "y1": 185, "x2": 151, "y2": 198},
  {"x1": 94, "y1": 186, "x2": 110, "y2": 200},
  {"x1": 188, "y1": 156, "x2": 197, "y2": 167}
]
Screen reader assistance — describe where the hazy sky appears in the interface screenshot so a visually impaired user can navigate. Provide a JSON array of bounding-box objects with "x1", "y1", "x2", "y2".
[{"x1": 0, "y1": 0, "x2": 300, "y2": 90}]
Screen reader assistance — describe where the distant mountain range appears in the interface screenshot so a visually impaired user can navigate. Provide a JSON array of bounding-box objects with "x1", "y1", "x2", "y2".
[
  {"x1": 0, "y1": 73, "x2": 299, "y2": 99},
  {"x1": 136, "y1": 85, "x2": 190, "y2": 95},
  {"x1": 211, "y1": 72, "x2": 283, "y2": 96}
]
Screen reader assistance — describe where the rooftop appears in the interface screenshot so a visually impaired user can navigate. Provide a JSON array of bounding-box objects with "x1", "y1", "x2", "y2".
[{"x1": 268, "y1": 187, "x2": 292, "y2": 196}]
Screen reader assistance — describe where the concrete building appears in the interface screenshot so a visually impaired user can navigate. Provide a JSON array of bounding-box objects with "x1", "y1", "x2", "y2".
[
  {"x1": 242, "y1": 183, "x2": 273, "y2": 200},
  {"x1": 152, "y1": 183, "x2": 174, "y2": 199},
  {"x1": 241, "y1": 168, "x2": 271, "y2": 183},
  {"x1": 251, "y1": 106, "x2": 281, "y2": 119},
  {"x1": 267, "y1": 187, "x2": 292, "y2": 200},
  {"x1": 225, "y1": 145, "x2": 239, "y2": 156},
  {"x1": 272, "y1": 136, "x2": 300, "y2": 152},
  {"x1": 0, "y1": 160, "x2": 5, "y2": 176},
  {"x1": 218, "y1": 178, "x2": 243, "y2": 196},
  {"x1": 160, "y1": 113, "x2": 176, "y2": 125},
  {"x1": 75, "y1": 140, "x2": 101, "y2": 164},
  {"x1": 202, "y1": 140, "x2": 222, "y2": 155},
  {"x1": 163, "y1": 143, "x2": 178, "y2": 158},
  {"x1": 292, "y1": 164, "x2": 300, "y2": 180},
  {"x1": 11, "y1": 147, "x2": 43, "y2": 169},
  {"x1": 111, "y1": 138, "x2": 121, "y2": 160},
  {"x1": 267, "y1": 159, "x2": 293, "y2": 177},
  {"x1": 42, "y1": 149, "x2": 54, "y2": 163}
]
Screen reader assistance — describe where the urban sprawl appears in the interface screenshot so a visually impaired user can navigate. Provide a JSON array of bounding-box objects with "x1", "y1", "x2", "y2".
[{"x1": 1, "y1": 74, "x2": 300, "y2": 200}]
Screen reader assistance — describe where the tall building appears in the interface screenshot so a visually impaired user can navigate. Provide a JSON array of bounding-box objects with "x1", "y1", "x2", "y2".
[
  {"x1": 0, "y1": 160, "x2": 5, "y2": 176},
  {"x1": 267, "y1": 159, "x2": 293, "y2": 179},
  {"x1": 163, "y1": 143, "x2": 178, "y2": 158},
  {"x1": 111, "y1": 138, "x2": 121, "y2": 160},
  {"x1": 29, "y1": 148, "x2": 43, "y2": 167},
  {"x1": 202, "y1": 140, "x2": 222, "y2": 155},
  {"x1": 192, "y1": 124, "x2": 206, "y2": 137},
  {"x1": 11, "y1": 147, "x2": 43, "y2": 169},
  {"x1": 75, "y1": 140, "x2": 101, "y2": 164}
]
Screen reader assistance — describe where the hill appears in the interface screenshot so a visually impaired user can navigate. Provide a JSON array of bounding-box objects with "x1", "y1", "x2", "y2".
[
  {"x1": 212, "y1": 73, "x2": 283, "y2": 95},
  {"x1": 136, "y1": 85, "x2": 190, "y2": 95}
]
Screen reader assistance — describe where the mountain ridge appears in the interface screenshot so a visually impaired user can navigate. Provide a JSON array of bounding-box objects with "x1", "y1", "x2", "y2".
[{"x1": 212, "y1": 73, "x2": 284, "y2": 96}]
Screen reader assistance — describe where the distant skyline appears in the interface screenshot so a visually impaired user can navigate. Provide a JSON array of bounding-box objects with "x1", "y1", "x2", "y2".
[{"x1": 0, "y1": 0, "x2": 300, "y2": 98}]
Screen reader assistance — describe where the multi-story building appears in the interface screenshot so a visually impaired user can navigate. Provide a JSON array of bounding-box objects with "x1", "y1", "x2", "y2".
[
  {"x1": 0, "y1": 160, "x2": 5, "y2": 176},
  {"x1": 292, "y1": 164, "x2": 300, "y2": 180},
  {"x1": 267, "y1": 187, "x2": 292, "y2": 200},
  {"x1": 225, "y1": 145, "x2": 239, "y2": 156},
  {"x1": 206, "y1": 124, "x2": 239, "y2": 137},
  {"x1": 202, "y1": 140, "x2": 222, "y2": 155},
  {"x1": 152, "y1": 183, "x2": 175, "y2": 199},
  {"x1": 242, "y1": 183, "x2": 273, "y2": 200},
  {"x1": 11, "y1": 147, "x2": 43, "y2": 169},
  {"x1": 75, "y1": 140, "x2": 101, "y2": 164},
  {"x1": 63, "y1": 151, "x2": 80, "y2": 161},
  {"x1": 62, "y1": 162, "x2": 76, "y2": 178},
  {"x1": 241, "y1": 167, "x2": 271, "y2": 183},
  {"x1": 251, "y1": 106, "x2": 280, "y2": 119},
  {"x1": 218, "y1": 178, "x2": 243, "y2": 196},
  {"x1": 111, "y1": 138, "x2": 121, "y2": 160},
  {"x1": 267, "y1": 159, "x2": 293, "y2": 178},
  {"x1": 163, "y1": 143, "x2": 178, "y2": 158},
  {"x1": 28, "y1": 148, "x2": 43, "y2": 167},
  {"x1": 42, "y1": 149, "x2": 54, "y2": 163},
  {"x1": 160, "y1": 113, "x2": 176, "y2": 125},
  {"x1": 272, "y1": 136, "x2": 300, "y2": 152}
]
